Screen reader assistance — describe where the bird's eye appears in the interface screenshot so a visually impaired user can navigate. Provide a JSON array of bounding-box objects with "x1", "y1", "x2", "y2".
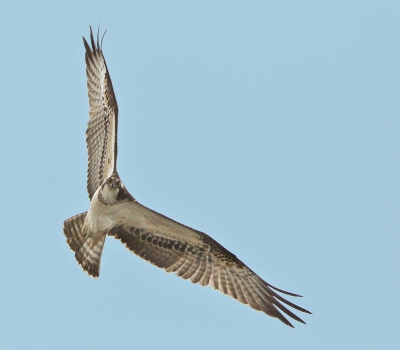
[
  {"x1": 108, "y1": 178, "x2": 112, "y2": 183},
  {"x1": 117, "y1": 182, "x2": 121, "y2": 187}
]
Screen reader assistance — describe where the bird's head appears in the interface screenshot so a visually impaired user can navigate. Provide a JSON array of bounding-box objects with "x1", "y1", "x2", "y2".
[{"x1": 98, "y1": 175, "x2": 131, "y2": 204}]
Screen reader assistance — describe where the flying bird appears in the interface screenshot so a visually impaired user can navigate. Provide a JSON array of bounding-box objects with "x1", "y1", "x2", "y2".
[{"x1": 63, "y1": 27, "x2": 311, "y2": 328}]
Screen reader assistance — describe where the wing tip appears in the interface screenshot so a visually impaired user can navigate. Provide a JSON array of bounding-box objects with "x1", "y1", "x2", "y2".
[{"x1": 83, "y1": 25, "x2": 107, "y2": 52}]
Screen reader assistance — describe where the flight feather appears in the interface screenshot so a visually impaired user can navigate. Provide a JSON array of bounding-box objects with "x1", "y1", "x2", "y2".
[
  {"x1": 83, "y1": 27, "x2": 119, "y2": 200},
  {"x1": 108, "y1": 201, "x2": 312, "y2": 328}
]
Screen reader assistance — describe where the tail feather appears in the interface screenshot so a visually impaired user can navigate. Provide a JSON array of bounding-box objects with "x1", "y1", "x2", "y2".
[
  {"x1": 63, "y1": 212, "x2": 106, "y2": 278},
  {"x1": 64, "y1": 212, "x2": 87, "y2": 251}
]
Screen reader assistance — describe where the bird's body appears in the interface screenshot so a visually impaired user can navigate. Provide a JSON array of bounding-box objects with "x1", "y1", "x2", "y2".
[{"x1": 63, "y1": 27, "x2": 311, "y2": 327}]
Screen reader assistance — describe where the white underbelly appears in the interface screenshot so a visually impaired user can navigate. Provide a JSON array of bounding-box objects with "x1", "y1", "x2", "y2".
[{"x1": 85, "y1": 192, "x2": 120, "y2": 233}]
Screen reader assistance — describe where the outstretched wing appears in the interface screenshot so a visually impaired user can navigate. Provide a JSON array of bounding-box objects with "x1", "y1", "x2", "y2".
[
  {"x1": 83, "y1": 27, "x2": 118, "y2": 200},
  {"x1": 108, "y1": 202, "x2": 311, "y2": 327}
]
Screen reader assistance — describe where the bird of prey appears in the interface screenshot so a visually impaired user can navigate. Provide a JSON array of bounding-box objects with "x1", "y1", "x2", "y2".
[{"x1": 63, "y1": 27, "x2": 311, "y2": 328}]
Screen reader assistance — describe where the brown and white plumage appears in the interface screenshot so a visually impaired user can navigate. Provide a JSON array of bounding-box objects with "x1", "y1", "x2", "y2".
[
  {"x1": 63, "y1": 27, "x2": 311, "y2": 328},
  {"x1": 84, "y1": 27, "x2": 118, "y2": 200}
]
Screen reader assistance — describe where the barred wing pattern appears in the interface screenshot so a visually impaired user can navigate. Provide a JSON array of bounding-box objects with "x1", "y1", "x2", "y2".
[
  {"x1": 108, "y1": 202, "x2": 311, "y2": 328},
  {"x1": 83, "y1": 28, "x2": 119, "y2": 200}
]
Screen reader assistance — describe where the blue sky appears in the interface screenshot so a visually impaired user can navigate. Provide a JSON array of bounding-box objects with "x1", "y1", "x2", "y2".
[{"x1": 1, "y1": 1, "x2": 399, "y2": 349}]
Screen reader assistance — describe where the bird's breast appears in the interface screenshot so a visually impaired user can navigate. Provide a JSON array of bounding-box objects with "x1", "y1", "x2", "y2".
[{"x1": 85, "y1": 191, "x2": 118, "y2": 232}]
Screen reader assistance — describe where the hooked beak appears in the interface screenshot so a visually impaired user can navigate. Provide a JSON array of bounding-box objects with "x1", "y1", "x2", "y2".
[{"x1": 110, "y1": 182, "x2": 117, "y2": 190}]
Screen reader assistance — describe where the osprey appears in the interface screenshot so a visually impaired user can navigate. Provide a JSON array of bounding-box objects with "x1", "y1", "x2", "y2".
[{"x1": 63, "y1": 27, "x2": 311, "y2": 328}]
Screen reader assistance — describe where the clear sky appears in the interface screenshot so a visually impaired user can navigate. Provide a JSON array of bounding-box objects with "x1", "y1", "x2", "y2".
[{"x1": 1, "y1": 1, "x2": 399, "y2": 349}]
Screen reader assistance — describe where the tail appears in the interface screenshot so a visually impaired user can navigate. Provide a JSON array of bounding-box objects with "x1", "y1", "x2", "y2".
[{"x1": 63, "y1": 212, "x2": 106, "y2": 278}]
